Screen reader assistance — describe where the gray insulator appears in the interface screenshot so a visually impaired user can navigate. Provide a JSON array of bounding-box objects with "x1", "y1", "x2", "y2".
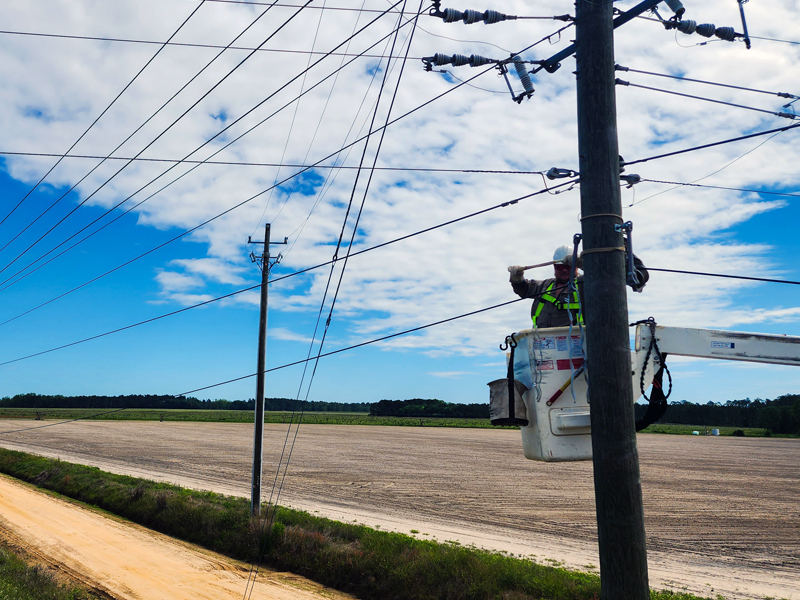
[
  {"x1": 695, "y1": 23, "x2": 716, "y2": 38},
  {"x1": 450, "y1": 54, "x2": 472, "y2": 67},
  {"x1": 664, "y1": 0, "x2": 685, "y2": 18},
  {"x1": 513, "y1": 56, "x2": 534, "y2": 95},
  {"x1": 469, "y1": 54, "x2": 494, "y2": 67},
  {"x1": 431, "y1": 53, "x2": 451, "y2": 66},
  {"x1": 442, "y1": 8, "x2": 463, "y2": 22},
  {"x1": 462, "y1": 9, "x2": 483, "y2": 24},
  {"x1": 676, "y1": 19, "x2": 696, "y2": 35},
  {"x1": 482, "y1": 10, "x2": 508, "y2": 24},
  {"x1": 714, "y1": 26, "x2": 737, "y2": 42}
]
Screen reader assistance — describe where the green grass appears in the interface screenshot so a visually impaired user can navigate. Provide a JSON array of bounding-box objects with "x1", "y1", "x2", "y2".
[
  {"x1": 0, "y1": 544, "x2": 99, "y2": 600},
  {"x1": 0, "y1": 448, "x2": 723, "y2": 600},
  {"x1": 638, "y1": 423, "x2": 775, "y2": 437},
  {"x1": 0, "y1": 407, "x2": 508, "y2": 428}
]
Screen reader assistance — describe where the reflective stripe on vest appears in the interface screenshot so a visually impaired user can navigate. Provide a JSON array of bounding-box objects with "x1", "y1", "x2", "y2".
[{"x1": 532, "y1": 281, "x2": 583, "y2": 327}]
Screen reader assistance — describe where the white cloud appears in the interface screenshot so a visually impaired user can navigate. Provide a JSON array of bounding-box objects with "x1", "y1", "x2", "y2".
[
  {"x1": 2, "y1": 0, "x2": 800, "y2": 366},
  {"x1": 428, "y1": 371, "x2": 473, "y2": 379}
]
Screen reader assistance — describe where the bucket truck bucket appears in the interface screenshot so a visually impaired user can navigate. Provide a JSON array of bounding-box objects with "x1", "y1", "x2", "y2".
[
  {"x1": 491, "y1": 322, "x2": 800, "y2": 462},
  {"x1": 493, "y1": 327, "x2": 655, "y2": 462}
]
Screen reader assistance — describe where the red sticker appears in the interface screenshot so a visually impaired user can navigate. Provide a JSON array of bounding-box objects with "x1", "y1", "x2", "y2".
[{"x1": 557, "y1": 358, "x2": 584, "y2": 370}]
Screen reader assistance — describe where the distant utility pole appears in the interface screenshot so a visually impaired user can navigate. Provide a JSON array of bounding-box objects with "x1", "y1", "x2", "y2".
[
  {"x1": 248, "y1": 223, "x2": 287, "y2": 517},
  {"x1": 575, "y1": 0, "x2": 649, "y2": 598}
]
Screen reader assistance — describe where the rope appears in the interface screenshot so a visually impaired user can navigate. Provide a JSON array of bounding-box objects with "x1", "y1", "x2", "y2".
[
  {"x1": 580, "y1": 213, "x2": 623, "y2": 221},
  {"x1": 580, "y1": 246, "x2": 625, "y2": 255}
]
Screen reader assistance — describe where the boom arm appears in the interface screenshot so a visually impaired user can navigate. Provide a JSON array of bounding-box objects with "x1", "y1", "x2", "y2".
[{"x1": 635, "y1": 325, "x2": 800, "y2": 366}]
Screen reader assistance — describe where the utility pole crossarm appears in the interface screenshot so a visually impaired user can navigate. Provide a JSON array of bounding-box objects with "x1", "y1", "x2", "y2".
[{"x1": 538, "y1": 0, "x2": 667, "y2": 73}]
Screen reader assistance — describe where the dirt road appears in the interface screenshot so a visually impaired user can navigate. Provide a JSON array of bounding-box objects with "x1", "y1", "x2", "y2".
[
  {"x1": 0, "y1": 473, "x2": 353, "y2": 600},
  {"x1": 0, "y1": 421, "x2": 797, "y2": 600}
]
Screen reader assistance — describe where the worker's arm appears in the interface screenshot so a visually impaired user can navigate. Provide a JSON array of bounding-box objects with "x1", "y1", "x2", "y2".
[{"x1": 508, "y1": 266, "x2": 546, "y2": 299}]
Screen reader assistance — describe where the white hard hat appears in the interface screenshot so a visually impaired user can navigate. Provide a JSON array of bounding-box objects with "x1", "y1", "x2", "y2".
[{"x1": 553, "y1": 245, "x2": 572, "y2": 263}]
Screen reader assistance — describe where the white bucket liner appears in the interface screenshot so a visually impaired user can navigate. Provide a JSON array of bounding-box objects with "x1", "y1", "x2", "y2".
[{"x1": 495, "y1": 327, "x2": 655, "y2": 462}]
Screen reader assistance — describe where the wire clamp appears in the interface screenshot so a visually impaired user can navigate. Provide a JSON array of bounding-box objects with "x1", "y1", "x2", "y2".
[{"x1": 546, "y1": 167, "x2": 578, "y2": 179}]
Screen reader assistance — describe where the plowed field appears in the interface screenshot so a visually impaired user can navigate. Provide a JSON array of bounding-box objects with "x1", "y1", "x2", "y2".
[{"x1": 0, "y1": 421, "x2": 797, "y2": 600}]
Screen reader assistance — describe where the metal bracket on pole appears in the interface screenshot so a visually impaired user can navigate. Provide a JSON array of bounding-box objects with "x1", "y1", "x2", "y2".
[{"x1": 536, "y1": 0, "x2": 668, "y2": 74}]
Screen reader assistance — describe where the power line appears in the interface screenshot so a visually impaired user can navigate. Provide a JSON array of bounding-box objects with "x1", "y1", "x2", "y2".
[
  {"x1": 0, "y1": 2, "x2": 409, "y2": 288},
  {"x1": 648, "y1": 268, "x2": 800, "y2": 286},
  {"x1": 622, "y1": 122, "x2": 800, "y2": 167},
  {"x1": 616, "y1": 79, "x2": 797, "y2": 120},
  {"x1": 0, "y1": 29, "x2": 424, "y2": 60},
  {"x1": 178, "y1": 296, "x2": 527, "y2": 397},
  {"x1": 0, "y1": 17, "x2": 482, "y2": 294},
  {"x1": 749, "y1": 35, "x2": 800, "y2": 45},
  {"x1": 0, "y1": 0, "x2": 311, "y2": 275},
  {"x1": 615, "y1": 64, "x2": 799, "y2": 100},
  {"x1": 0, "y1": 23, "x2": 566, "y2": 298},
  {"x1": 638, "y1": 179, "x2": 800, "y2": 199},
  {"x1": 0, "y1": 179, "x2": 576, "y2": 356},
  {"x1": 0, "y1": 1, "x2": 208, "y2": 229},
  {"x1": 0, "y1": 150, "x2": 543, "y2": 175}
]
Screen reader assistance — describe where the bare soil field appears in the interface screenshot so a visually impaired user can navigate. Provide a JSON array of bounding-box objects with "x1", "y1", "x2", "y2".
[{"x1": 0, "y1": 420, "x2": 797, "y2": 600}]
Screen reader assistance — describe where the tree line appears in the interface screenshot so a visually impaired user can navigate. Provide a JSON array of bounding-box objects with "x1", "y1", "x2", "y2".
[
  {"x1": 635, "y1": 394, "x2": 800, "y2": 434},
  {"x1": 0, "y1": 393, "x2": 370, "y2": 413},
  {"x1": 2, "y1": 393, "x2": 799, "y2": 434}
]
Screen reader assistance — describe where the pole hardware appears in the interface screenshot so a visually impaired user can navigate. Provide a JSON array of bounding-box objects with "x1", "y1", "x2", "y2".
[
  {"x1": 421, "y1": 52, "x2": 497, "y2": 71},
  {"x1": 661, "y1": 18, "x2": 745, "y2": 42},
  {"x1": 620, "y1": 174, "x2": 641, "y2": 187},
  {"x1": 537, "y1": 0, "x2": 682, "y2": 74},
  {"x1": 546, "y1": 167, "x2": 578, "y2": 179},
  {"x1": 428, "y1": 0, "x2": 516, "y2": 24},
  {"x1": 615, "y1": 221, "x2": 646, "y2": 292},
  {"x1": 737, "y1": 0, "x2": 751, "y2": 49}
]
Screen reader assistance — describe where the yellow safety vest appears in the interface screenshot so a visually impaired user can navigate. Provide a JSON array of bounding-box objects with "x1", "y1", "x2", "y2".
[{"x1": 532, "y1": 281, "x2": 583, "y2": 327}]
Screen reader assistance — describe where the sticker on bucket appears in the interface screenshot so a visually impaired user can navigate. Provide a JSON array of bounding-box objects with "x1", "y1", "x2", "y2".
[
  {"x1": 556, "y1": 336, "x2": 584, "y2": 357},
  {"x1": 533, "y1": 337, "x2": 556, "y2": 350},
  {"x1": 711, "y1": 341, "x2": 735, "y2": 349},
  {"x1": 536, "y1": 360, "x2": 555, "y2": 371},
  {"x1": 556, "y1": 358, "x2": 584, "y2": 370}
]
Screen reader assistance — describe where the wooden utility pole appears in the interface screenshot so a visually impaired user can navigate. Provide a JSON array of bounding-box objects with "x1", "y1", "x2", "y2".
[
  {"x1": 251, "y1": 222, "x2": 271, "y2": 517},
  {"x1": 574, "y1": 0, "x2": 650, "y2": 597}
]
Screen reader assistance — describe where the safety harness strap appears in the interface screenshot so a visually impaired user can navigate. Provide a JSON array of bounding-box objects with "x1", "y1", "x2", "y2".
[{"x1": 532, "y1": 282, "x2": 583, "y2": 327}]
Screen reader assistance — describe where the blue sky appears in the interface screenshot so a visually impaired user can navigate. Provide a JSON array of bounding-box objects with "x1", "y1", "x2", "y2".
[{"x1": 1, "y1": 0, "x2": 800, "y2": 406}]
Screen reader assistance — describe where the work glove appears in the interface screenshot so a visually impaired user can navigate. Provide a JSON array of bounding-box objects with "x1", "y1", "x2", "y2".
[{"x1": 507, "y1": 265, "x2": 525, "y2": 283}]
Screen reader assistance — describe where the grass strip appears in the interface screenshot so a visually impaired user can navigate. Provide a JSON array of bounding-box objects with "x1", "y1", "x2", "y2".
[
  {"x1": 0, "y1": 544, "x2": 99, "y2": 600},
  {"x1": 0, "y1": 407, "x2": 508, "y2": 428},
  {"x1": 0, "y1": 448, "x2": 719, "y2": 600}
]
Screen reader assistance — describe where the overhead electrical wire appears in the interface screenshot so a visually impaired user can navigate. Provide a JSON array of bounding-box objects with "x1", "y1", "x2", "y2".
[
  {"x1": 0, "y1": 150, "x2": 545, "y2": 175},
  {"x1": 0, "y1": 1, "x2": 208, "y2": 229},
  {"x1": 0, "y1": 1, "x2": 411, "y2": 289},
  {"x1": 628, "y1": 128, "x2": 787, "y2": 207},
  {"x1": 0, "y1": 179, "x2": 578, "y2": 358},
  {"x1": 180, "y1": 297, "x2": 527, "y2": 398},
  {"x1": 647, "y1": 268, "x2": 800, "y2": 286},
  {"x1": 0, "y1": 23, "x2": 574, "y2": 314},
  {"x1": 242, "y1": 7, "x2": 421, "y2": 595},
  {"x1": 0, "y1": 16, "x2": 489, "y2": 295},
  {"x1": 0, "y1": 28, "x2": 424, "y2": 60},
  {"x1": 616, "y1": 80, "x2": 797, "y2": 120},
  {"x1": 638, "y1": 179, "x2": 800, "y2": 199},
  {"x1": 0, "y1": 0, "x2": 313, "y2": 275},
  {"x1": 622, "y1": 122, "x2": 800, "y2": 167},
  {"x1": 249, "y1": 0, "x2": 334, "y2": 235},
  {"x1": 615, "y1": 65, "x2": 799, "y2": 101}
]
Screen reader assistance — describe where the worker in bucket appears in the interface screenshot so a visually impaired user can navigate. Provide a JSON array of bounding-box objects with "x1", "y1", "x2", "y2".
[{"x1": 507, "y1": 245, "x2": 649, "y2": 328}]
